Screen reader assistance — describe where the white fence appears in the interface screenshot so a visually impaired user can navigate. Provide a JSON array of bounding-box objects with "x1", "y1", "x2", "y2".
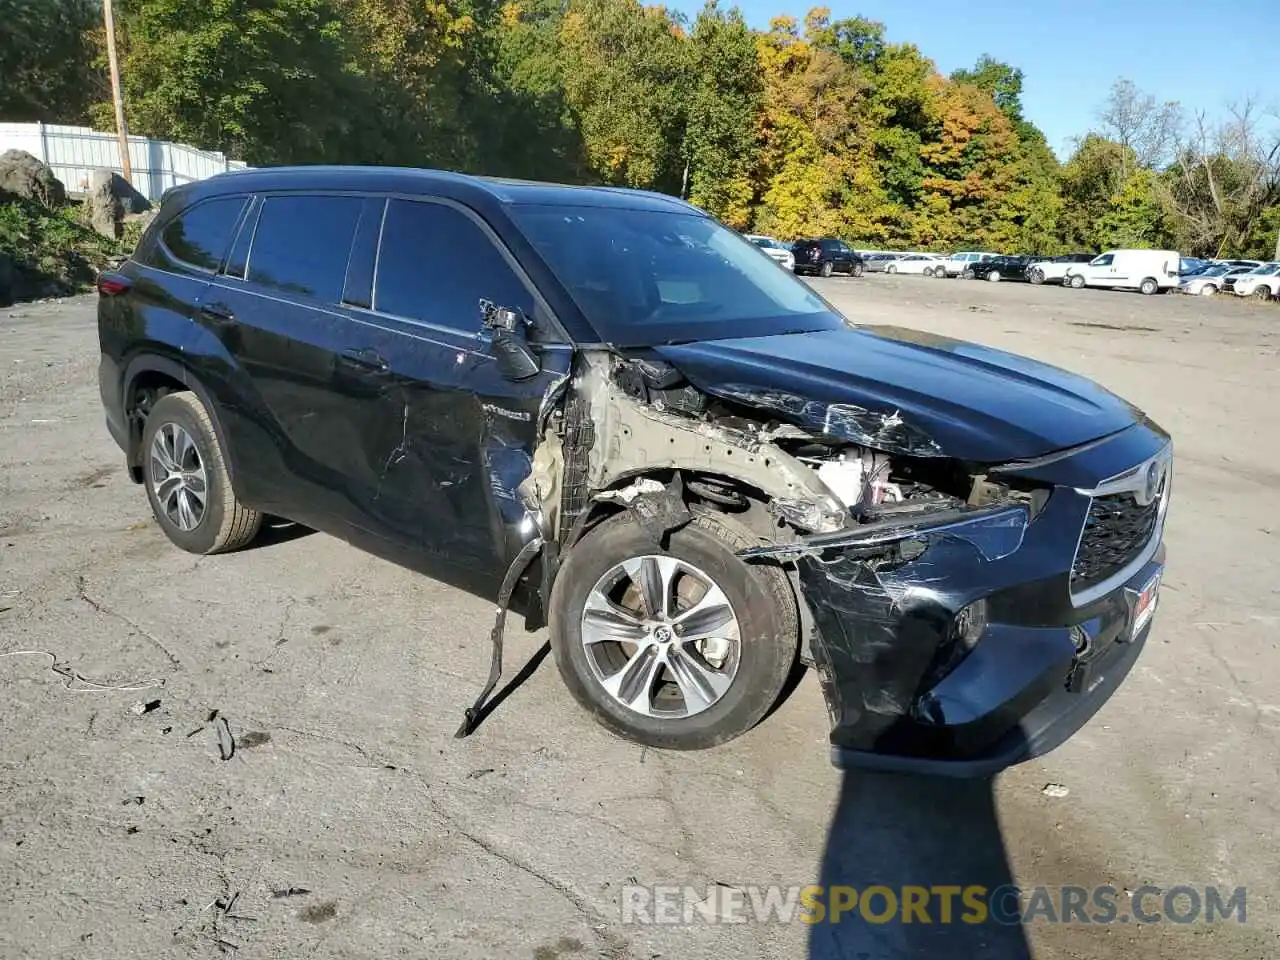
[{"x1": 0, "y1": 122, "x2": 247, "y2": 203}]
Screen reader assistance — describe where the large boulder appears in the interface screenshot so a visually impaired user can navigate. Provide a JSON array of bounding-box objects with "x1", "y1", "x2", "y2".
[
  {"x1": 86, "y1": 169, "x2": 125, "y2": 239},
  {"x1": 0, "y1": 150, "x2": 66, "y2": 207}
]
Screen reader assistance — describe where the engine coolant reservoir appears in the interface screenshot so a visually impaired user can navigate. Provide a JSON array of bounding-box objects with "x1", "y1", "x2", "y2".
[{"x1": 816, "y1": 455, "x2": 865, "y2": 508}]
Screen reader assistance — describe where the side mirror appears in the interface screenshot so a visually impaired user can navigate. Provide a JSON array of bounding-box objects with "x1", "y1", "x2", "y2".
[
  {"x1": 491, "y1": 328, "x2": 540, "y2": 381},
  {"x1": 480, "y1": 299, "x2": 541, "y2": 382}
]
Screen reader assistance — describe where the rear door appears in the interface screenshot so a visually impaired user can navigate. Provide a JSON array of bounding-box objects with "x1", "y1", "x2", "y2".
[
  {"x1": 339, "y1": 197, "x2": 574, "y2": 582},
  {"x1": 198, "y1": 192, "x2": 370, "y2": 526}
]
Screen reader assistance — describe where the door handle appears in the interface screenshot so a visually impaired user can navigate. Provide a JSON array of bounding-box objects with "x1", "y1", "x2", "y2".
[
  {"x1": 199, "y1": 302, "x2": 236, "y2": 326},
  {"x1": 339, "y1": 347, "x2": 389, "y2": 373}
]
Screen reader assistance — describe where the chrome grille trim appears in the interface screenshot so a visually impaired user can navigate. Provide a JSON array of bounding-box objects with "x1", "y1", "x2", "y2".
[{"x1": 1069, "y1": 444, "x2": 1173, "y2": 607}]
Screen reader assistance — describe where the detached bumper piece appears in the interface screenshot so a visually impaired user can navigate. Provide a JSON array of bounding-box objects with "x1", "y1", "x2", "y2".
[{"x1": 741, "y1": 497, "x2": 1163, "y2": 778}]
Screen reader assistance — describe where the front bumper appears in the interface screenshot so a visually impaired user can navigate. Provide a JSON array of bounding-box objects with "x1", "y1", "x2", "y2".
[{"x1": 743, "y1": 422, "x2": 1171, "y2": 777}]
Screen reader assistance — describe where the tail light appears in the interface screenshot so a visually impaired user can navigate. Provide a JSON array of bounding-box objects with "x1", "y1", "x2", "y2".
[{"x1": 97, "y1": 274, "x2": 131, "y2": 296}]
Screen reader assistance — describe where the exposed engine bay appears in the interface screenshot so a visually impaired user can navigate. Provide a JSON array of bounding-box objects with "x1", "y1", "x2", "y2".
[{"x1": 524, "y1": 352, "x2": 1045, "y2": 551}]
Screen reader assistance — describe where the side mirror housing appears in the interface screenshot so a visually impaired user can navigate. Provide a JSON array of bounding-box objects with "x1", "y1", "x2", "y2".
[{"x1": 480, "y1": 299, "x2": 540, "y2": 381}]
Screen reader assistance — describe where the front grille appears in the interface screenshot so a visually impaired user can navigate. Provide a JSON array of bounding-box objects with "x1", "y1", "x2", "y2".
[{"x1": 1071, "y1": 492, "x2": 1161, "y2": 591}]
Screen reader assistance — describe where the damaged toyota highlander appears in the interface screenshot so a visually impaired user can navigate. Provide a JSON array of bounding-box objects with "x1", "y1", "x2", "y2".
[{"x1": 97, "y1": 167, "x2": 1171, "y2": 776}]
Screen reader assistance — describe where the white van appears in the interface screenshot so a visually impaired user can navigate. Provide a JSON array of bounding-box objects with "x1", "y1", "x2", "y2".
[{"x1": 1062, "y1": 250, "x2": 1181, "y2": 295}]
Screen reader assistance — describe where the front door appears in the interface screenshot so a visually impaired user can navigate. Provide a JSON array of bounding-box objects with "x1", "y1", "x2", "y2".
[
  {"x1": 1084, "y1": 253, "x2": 1115, "y2": 286},
  {"x1": 338, "y1": 197, "x2": 573, "y2": 585}
]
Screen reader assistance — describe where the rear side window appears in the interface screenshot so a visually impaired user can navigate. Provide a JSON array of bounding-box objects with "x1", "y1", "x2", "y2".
[
  {"x1": 248, "y1": 196, "x2": 362, "y2": 303},
  {"x1": 161, "y1": 197, "x2": 248, "y2": 272},
  {"x1": 374, "y1": 199, "x2": 533, "y2": 331}
]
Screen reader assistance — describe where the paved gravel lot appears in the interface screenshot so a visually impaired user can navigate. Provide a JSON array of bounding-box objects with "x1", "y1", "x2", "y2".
[{"x1": 2, "y1": 276, "x2": 1278, "y2": 959}]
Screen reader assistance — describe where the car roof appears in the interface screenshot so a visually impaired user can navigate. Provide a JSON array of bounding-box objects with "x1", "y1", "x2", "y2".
[{"x1": 178, "y1": 165, "x2": 704, "y2": 216}]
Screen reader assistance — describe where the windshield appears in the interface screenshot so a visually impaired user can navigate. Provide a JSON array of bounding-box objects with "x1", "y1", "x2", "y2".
[
  {"x1": 512, "y1": 206, "x2": 845, "y2": 346},
  {"x1": 1198, "y1": 265, "x2": 1230, "y2": 277},
  {"x1": 1246, "y1": 262, "x2": 1280, "y2": 275}
]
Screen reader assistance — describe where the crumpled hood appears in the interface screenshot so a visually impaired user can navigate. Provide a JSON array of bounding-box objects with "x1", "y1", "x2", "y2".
[{"x1": 654, "y1": 325, "x2": 1142, "y2": 462}]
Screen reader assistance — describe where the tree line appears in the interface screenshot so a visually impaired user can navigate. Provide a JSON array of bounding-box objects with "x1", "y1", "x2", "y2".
[{"x1": 4, "y1": 0, "x2": 1278, "y2": 259}]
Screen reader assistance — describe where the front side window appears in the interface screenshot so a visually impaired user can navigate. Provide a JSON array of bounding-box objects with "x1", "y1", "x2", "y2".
[
  {"x1": 510, "y1": 205, "x2": 844, "y2": 347},
  {"x1": 374, "y1": 200, "x2": 533, "y2": 331},
  {"x1": 161, "y1": 196, "x2": 248, "y2": 272},
  {"x1": 1092, "y1": 254, "x2": 1115, "y2": 266},
  {"x1": 247, "y1": 196, "x2": 362, "y2": 303}
]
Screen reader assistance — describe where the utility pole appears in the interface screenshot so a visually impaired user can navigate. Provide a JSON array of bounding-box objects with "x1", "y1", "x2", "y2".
[{"x1": 102, "y1": 0, "x2": 133, "y2": 184}]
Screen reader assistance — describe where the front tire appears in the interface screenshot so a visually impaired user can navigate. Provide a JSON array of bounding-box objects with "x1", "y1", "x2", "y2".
[
  {"x1": 962, "y1": 269, "x2": 975, "y2": 280},
  {"x1": 851, "y1": 262, "x2": 864, "y2": 278},
  {"x1": 987, "y1": 270, "x2": 1001, "y2": 282},
  {"x1": 1200, "y1": 284, "x2": 1217, "y2": 296},
  {"x1": 1255, "y1": 286, "x2": 1273, "y2": 301},
  {"x1": 1029, "y1": 268, "x2": 1045, "y2": 284},
  {"x1": 886, "y1": 264, "x2": 897, "y2": 274},
  {"x1": 549, "y1": 511, "x2": 798, "y2": 750},
  {"x1": 1068, "y1": 274, "x2": 1085, "y2": 289},
  {"x1": 141, "y1": 392, "x2": 262, "y2": 555}
]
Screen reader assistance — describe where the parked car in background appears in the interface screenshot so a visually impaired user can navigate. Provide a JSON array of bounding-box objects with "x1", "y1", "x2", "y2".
[
  {"x1": 969, "y1": 255, "x2": 1035, "y2": 282},
  {"x1": 791, "y1": 238, "x2": 864, "y2": 277},
  {"x1": 745, "y1": 234, "x2": 796, "y2": 272},
  {"x1": 1179, "y1": 264, "x2": 1253, "y2": 296},
  {"x1": 1178, "y1": 257, "x2": 1211, "y2": 277},
  {"x1": 1063, "y1": 250, "x2": 1180, "y2": 295},
  {"x1": 1027, "y1": 253, "x2": 1095, "y2": 285},
  {"x1": 1213, "y1": 259, "x2": 1264, "y2": 270},
  {"x1": 862, "y1": 253, "x2": 898, "y2": 273},
  {"x1": 940, "y1": 251, "x2": 995, "y2": 277},
  {"x1": 884, "y1": 254, "x2": 946, "y2": 276},
  {"x1": 1232, "y1": 263, "x2": 1280, "y2": 301}
]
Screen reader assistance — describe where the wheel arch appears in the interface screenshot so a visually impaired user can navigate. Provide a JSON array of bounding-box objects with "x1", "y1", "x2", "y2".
[{"x1": 121, "y1": 354, "x2": 242, "y2": 493}]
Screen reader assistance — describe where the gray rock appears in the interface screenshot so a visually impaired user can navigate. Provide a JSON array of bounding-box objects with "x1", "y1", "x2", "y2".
[
  {"x1": 86, "y1": 169, "x2": 125, "y2": 239},
  {"x1": 0, "y1": 150, "x2": 66, "y2": 207}
]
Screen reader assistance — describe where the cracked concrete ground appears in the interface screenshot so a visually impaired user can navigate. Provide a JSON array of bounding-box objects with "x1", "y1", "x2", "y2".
[{"x1": 1, "y1": 279, "x2": 1278, "y2": 959}]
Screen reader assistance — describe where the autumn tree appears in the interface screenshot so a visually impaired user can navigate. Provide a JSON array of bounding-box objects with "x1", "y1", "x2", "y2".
[{"x1": 557, "y1": 0, "x2": 690, "y2": 192}]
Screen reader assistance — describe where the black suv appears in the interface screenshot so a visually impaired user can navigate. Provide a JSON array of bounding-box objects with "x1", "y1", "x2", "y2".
[
  {"x1": 98, "y1": 166, "x2": 1171, "y2": 775},
  {"x1": 791, "y1": 238, "x2": 864, "y2": 278}
]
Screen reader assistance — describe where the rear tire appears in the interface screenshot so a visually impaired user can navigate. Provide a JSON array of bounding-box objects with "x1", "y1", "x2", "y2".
[
  {"x1": 851, "y1": 262, "x2": 864, "y2": 278},
  {"x1": 962, "y1": 269, "x2": 975, "y2": 280},
  {"x1": 549, "y1": 511, "x2": 798, "y2": 750},
  {"x1": 141, "y1": 392, "x2": 262, "y2": 555},
  {"x1": 1139, "y1": 277, "x2": 1159, "y2": 296}
]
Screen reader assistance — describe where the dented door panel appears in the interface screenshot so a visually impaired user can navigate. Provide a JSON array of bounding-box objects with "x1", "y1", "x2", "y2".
[{"x1": 337, "y1": 310, "x2": 572, "y2": 579}]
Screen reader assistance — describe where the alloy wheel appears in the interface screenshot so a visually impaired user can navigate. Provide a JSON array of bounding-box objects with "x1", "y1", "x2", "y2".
[
  {"x1": 580, "y1": 555, "x2": 741, "y2": 719},
  {"x1": 149, "y1": 422, "x2": 208, "y2": 531}
]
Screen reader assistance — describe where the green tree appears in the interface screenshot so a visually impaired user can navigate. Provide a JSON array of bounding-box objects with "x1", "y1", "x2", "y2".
[
  {"x1": 0, "y1": 0, "x2": 103, "y2": 124},
  {"x1": 951, "y1": 55, "x2": 1024, "y2": 121},
  {"x1": 682, "y1": 2, "x2": 762, "y2": 226},
  {"x1": 107, "y1": 0, "x2": 370, "y2": 164}
]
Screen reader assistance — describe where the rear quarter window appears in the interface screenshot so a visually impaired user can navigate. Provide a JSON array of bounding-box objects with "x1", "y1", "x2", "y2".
[{"x1": 157, "y1": 196, "x2": 249, "y2": 272}]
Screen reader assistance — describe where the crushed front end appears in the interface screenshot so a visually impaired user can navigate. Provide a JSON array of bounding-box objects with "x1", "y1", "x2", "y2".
[{"x1": 743, "y1": 421, "x2": 1172, "y2": 776}]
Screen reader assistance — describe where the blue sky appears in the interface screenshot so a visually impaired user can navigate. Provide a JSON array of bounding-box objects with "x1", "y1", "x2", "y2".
[{"x1": 672, "y1": 0, "x2": 1276, "y2": 160}]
